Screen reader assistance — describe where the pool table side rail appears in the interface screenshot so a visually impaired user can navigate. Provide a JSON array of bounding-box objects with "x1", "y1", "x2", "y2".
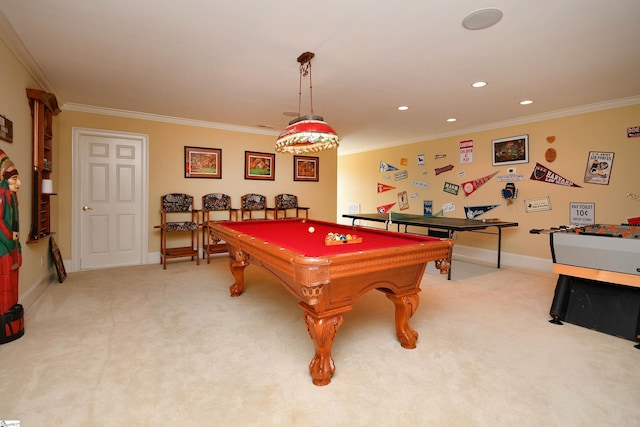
[{"x1": 209, "y1": 221, "x2": 453, "y2": 283}]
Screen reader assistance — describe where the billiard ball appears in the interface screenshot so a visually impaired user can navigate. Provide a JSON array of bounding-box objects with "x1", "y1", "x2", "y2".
[{"x1": 308, "y1": 226, "x2": 315, "y2": 233}]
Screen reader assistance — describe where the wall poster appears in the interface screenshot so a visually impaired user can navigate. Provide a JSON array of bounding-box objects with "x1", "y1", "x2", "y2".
[
  {"x1": 459, "y1": 139, "x2": 473, "y2": 164},
  {"x1": 397, "y1": 191, "x2": 409, "y2": 210},
  {"x1": 584, "y1": 151, "x2": 614, "y2": 185}
]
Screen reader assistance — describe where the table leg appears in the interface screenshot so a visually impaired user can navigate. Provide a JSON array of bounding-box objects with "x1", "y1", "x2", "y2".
[
  {"x1": 228, "y1": 251, "x2": 249, "y2": 297},
  {"x1": 385, "y1": 292, "x2": 419, "y2": 349},
  {"x1": 549, "y1": 274, "x2": 572, "y2": 325},
  {"x1": 497, "y1": 228, "x2": 502, "y2": 268},
  {"x1": 303, "y1": 312, "x2": 344, "y2": 386}
]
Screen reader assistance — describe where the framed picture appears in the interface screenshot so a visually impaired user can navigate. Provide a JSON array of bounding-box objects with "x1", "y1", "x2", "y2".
[
  {"x1": 293, "y1": 155, "x2": 319, "y2": 182},
  {"x1": 0, "y1": 115, "x2": 13, "y2": 143},
  {"x1": 49, "y1": 236, "x2": 67, "y2": 283},
  {"x1": 492, "y1": 134, "x2": 529, "y2": 166},
  {"x1": 584, "y1": 151, "x2": 614, "y2": 185},
  {"x1": 245, "y1": 151, "x2": 275, "y2": 180},
  {"x1": 184, "y1": 146, "x2": 222, "y2": 179}
]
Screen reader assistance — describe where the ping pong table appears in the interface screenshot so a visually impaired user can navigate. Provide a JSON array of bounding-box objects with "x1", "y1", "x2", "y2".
[{"x1": 343, "y1": 212, "x2": 518, "y2": 279}]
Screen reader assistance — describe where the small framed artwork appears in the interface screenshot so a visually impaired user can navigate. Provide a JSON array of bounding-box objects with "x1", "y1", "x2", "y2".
[
  {"x1": 0, "y1": 115, "x2": 13, "y2": 143},
  {"x1": 584, "y1": 151, "x2": 614, "y2": 185},
  {"x1": 492, "y1": 134, "x2": 529, "y2": 166},
  {"x1": 49, "y1": 236, "x2": 67, "y2": 283},
  {"x1": 293, "y1": 155, "x2": 319, "y2": 182},
  {"x1": 184, "y1": 146, "x2": 222, "y2": 179},
  {"x1": 245, "y1": 151, "x2": 275, "y2": 180}
]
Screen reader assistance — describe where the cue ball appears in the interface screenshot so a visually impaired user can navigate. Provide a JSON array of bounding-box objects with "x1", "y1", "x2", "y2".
[{"x1": 308, "y1": 226, "x2": 315, "y2": 233}]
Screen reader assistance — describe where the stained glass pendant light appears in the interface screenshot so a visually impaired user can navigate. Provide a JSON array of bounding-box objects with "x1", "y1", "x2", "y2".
[{"x1": 275, "y1": 52, "x2": 339, "y2": 154}]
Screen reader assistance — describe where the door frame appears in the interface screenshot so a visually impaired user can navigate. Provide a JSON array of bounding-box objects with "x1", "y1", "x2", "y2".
[{"x1": 71, "y1": 127, "x2": 150, "y2": 271}]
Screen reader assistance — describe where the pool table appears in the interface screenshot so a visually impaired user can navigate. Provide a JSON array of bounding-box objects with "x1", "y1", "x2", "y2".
[{"x1": 208, "y1": 218, "x2": 453, "y2": 386}]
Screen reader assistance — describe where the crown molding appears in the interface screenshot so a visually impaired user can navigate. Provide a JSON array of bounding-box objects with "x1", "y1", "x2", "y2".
[{"x1": 62, "y1": 103, "x2": 280, "y2": 136}]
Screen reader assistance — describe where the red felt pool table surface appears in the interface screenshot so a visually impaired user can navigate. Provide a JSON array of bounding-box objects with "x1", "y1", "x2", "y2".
[
  {"x1": 221, "y1": 218, "x2": 441, "y2": 256},
  {"x1": 208, "y1": 218, "x2": 454, "y2": 386}
]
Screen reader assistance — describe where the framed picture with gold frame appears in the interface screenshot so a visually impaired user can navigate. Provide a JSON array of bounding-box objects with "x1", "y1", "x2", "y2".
[
  {"x1": 293, "y1": 155, "x2": 319, "y2": 182},
  {"x1": 245, "y1": 151, "x2": 275, "y2": 180},
  {"x1": 184, "y1": 146, "x2": 222, "y2": 179}
]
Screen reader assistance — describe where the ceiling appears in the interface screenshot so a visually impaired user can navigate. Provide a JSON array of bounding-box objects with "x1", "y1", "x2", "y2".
[{"x1": 1, "y1": 1, "x2": 639, "y2": 155}]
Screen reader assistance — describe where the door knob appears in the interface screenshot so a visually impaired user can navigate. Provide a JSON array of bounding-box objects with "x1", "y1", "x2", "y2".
[{"x1": 82, "y1": 206, "x2": 93, "y2": 211}]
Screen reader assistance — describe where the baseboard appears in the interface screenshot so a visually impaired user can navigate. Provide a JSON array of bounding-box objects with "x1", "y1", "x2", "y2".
[
  {"x1": 149, "y1": 252, "x2": 161, "y2": 265},
  {"x1": 452, "y1": 244, "x2": 553, "y2": 272},
  {"x1": 147, "y1": 249, "x2": 214, "y2": 266},
  {"x1": 20, "y1": 269, "x2": 57, "y2": 312}
]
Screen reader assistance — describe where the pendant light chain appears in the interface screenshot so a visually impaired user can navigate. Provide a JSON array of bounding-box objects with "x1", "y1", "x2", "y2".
[
  {"x1": 307, "y1": 61, "x2": 314, "y2": 115},
  {"x1": 298, "y1": 58, "x2": 314, "y2": 117}
]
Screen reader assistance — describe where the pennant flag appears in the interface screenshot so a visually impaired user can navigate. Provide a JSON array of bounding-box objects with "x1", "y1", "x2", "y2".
[
  {"x1": 529, "y1": 162, "x2": 582, "y2": 187},
  {"x1": 462, "y1": 171, "x2": 498, "y2": 196},
  {"x1": 432, "y1": 209, "x2": 444, "y2": 217},
  {"x1": 464, "y1": 204, "x2": 500, "y2": 219},
  {"x1": 379, "y1": 161, "x2": 398, "y2": 172},
  {"x1": 376, "y1": 203, "x2": 396, "y2": 213},
  {"x1": 377, "y1": 183, "x2": 395, "y2": 193},
  {"x1": 435, "y1": 164, "x2": 454, "y2": 175},
  {"x1": 628, "y1": 216, "x2": 640, "y2": 225}
]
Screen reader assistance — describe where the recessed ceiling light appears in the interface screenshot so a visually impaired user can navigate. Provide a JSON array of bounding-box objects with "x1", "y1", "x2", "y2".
[
  {"x1": 520, "y1": 99, "x2": 534, "y2": 105},
  {"x1": 462, "y1": 8, "x2": 504, "y2": 30},
  {"x1": 398, "y1": 106, "x2": 409, "y2": 111},
  {"x1": 447, "y1": 118, "x2": 457, "y2": 122},
  {"x1": 472, "y1": 81, "x2": 487, "y2": 88}
]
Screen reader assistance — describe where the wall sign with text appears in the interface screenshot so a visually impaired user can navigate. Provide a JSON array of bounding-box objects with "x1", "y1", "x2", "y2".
[
  {"x1": 569, "y1": 202, "x2": 595, "y2": 226},
  {"x1": 583, "y1": 151, "x2": 614, "y2": 185}
]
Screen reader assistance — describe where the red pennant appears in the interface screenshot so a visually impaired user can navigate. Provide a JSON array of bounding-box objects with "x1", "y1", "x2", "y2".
[
  {"x1": 461, "y1": 171, "x2": 498, "y2": 196},
  {"x1": 376, "y1": 203, "x2": 396, "y2": 213},
  {"x1": 377, "y1": 183, "x2": 396, "y2": 193}
]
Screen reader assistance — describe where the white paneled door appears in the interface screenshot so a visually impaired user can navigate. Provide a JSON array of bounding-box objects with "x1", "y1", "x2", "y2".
[{"x1": 73, "y1": 128, "x2": 148, "y2": 270}]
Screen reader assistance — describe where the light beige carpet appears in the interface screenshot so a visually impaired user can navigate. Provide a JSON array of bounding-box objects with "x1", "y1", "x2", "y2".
[{"x1": 1, "y1": 256, "x2": 638, "y2": 426}]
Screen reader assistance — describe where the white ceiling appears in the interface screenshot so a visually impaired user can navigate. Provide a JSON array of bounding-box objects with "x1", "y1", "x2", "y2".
[{"x1": 1, "y1": 1, "x2": 639, "y2": 155}]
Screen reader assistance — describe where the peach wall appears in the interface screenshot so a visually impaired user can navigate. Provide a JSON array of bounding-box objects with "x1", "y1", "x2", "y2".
[
  {"x1": 0, "y1": 39, "x2": 54, "y2": 298},
  {"x1": 57, "y1": 111, "x2": 338, "y2": 257},
  {"x1": 337, "y1": 104, "x2": 640, "y2": 262}
]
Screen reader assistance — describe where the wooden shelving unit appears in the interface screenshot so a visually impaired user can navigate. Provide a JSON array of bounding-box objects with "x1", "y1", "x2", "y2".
[{"x1": 26, "y1": 88, "x2": 60, "y2": 243}]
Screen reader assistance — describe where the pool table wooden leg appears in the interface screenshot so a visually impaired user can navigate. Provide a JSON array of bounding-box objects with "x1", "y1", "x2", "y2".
[
  {"x1": 228, "y1": 250, "x2": 249, "y2": 297},
  {"x1": 385, "y1": 292, "x2": 419, "y2": 349},
  {"x1": 303, "y1": 311, "x2": 344, "y2": 386}
]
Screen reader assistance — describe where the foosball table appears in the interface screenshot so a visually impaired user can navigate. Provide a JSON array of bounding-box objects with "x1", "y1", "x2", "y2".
[{"x1": 531, "y1": 224, "x2": 640, "y2": 346}]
